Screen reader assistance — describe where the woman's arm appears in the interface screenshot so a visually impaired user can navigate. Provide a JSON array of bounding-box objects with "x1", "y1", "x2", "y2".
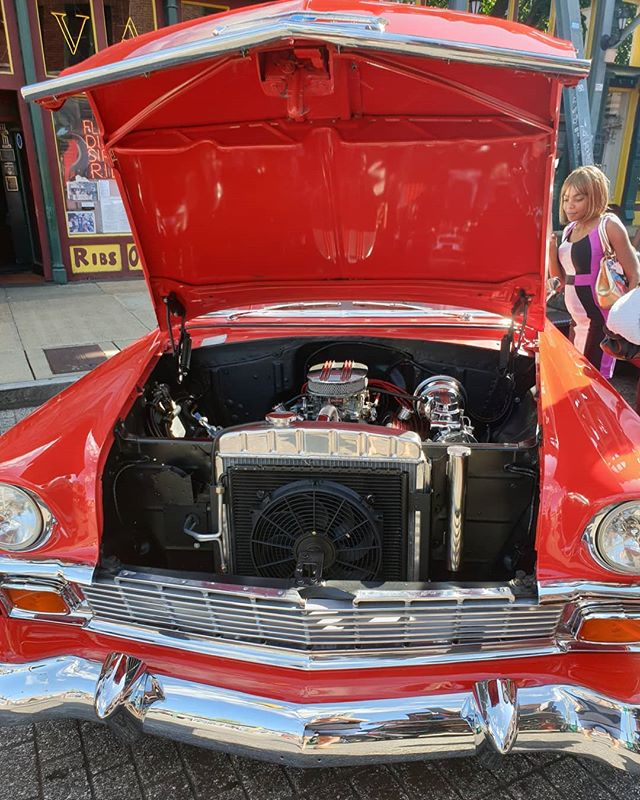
[
  {"x1": 605, "y1": 216, "x2": 640, "y2": 288},
  {"x1": 547, "y1": 231, "x2": 565, "y2": 287}
]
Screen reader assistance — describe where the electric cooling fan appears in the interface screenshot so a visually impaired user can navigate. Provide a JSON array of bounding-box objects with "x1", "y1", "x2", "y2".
[{"x1": 250, "y1": 480, "x2": 383, "y2": 581}]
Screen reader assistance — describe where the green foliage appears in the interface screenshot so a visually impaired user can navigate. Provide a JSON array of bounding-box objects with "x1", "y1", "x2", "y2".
[
  {"x1": 616, "y1": 35, "x2": 632, "y2": 65},
  {"x1": 614, "y1": 2, "x2": 636, "y2": 65}
]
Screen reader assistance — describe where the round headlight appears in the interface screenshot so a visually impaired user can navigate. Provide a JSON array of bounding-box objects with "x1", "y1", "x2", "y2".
[
  {"x1": 0, "y1": 485, "x2": 45, "y2": 551},
  {"x1": 594, "y1": 501, "x2": 640, "y2": 574}
]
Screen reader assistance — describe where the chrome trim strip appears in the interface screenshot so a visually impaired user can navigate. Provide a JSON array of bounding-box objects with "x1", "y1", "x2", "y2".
[
  {"x1": 21, "y1": 11, "x2": 590, "y2": 104},
  {"x1": 538, "y1": 581, "x2": 640, "y2": 604},
  {"x1": 1, "y1": 655, "x2": 639, "y2": 771},
  {"x1": 0, "y1": 556, "x2": 94, "y2": 586},
  {"x1": 86, "y1": 616, "x2": 560, "y2": 670},
  {"x1": 88, "y1": 570, "x2": 522, "y2": 602},
  {"x1": 58, "y1": 568, "x2": 562, "y2": 669}
]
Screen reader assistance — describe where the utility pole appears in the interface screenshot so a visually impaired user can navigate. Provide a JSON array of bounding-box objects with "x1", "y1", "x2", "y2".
[
  {"x1": 554, "y1": 0, "x2": 594, "y2": 167},
  {"x1": 588, "y1": 0, "x2": 616, "y2": 140}
]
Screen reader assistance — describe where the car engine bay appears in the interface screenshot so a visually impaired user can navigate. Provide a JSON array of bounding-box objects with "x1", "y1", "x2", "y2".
[{"x1": 102, "y1": 335, "x2": 539, "y2": 586}]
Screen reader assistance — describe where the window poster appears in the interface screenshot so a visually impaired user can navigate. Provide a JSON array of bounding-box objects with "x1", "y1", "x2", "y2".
[
  {"x1": 53, "y1": 96, "x2": 131, "y2": 236},
  {"x1": 67, "y1": 210, "x2": 96, "y2": 233}
]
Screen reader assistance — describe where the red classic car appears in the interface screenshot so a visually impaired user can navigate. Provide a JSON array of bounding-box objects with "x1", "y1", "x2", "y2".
[{"x1": 3, "y1": 0, "x2": 640, "y2": 772}]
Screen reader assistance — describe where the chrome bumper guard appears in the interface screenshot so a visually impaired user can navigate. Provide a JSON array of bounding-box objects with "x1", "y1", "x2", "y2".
[{"x1": 1, "y1": 653, "x2": 640, "y2": 771}]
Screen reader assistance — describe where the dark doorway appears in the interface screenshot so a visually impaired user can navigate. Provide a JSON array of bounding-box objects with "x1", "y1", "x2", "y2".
[{"x1": 0, "y1": 91, "x2": 42, "y2": 276}]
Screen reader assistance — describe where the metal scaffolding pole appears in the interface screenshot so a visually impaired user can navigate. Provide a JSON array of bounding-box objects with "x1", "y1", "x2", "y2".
[
  {"x1": 588, "y1": 0, "x2": 616, "y2": 138},
  {"x1": 554, "y1": 0, "x2": 594, "y2": 167}
]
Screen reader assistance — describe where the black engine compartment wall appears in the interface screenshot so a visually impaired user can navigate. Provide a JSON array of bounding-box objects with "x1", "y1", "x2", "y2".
[{"x1": 135, "y1": 335, "x2": 535, "y2": 436}]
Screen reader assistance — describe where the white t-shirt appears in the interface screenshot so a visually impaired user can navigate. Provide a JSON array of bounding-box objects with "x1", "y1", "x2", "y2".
[{"x1": 606, "y1": 287, "x2": 640, "y2": 345}]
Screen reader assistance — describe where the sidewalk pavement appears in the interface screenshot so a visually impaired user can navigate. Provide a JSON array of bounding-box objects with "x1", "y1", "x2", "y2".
[{"x1": 0, "y1": 279, "x2": 156, "y2": 409}]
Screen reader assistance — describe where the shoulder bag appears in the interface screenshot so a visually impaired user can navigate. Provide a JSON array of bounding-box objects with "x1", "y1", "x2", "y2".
[{"x1": 595, "y1": 214, "x2": 628, "y2": 309}]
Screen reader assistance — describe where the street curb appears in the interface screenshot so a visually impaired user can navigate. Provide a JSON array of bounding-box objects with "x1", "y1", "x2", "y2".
[{"x1": 0, "y1": 373, "x2": 87, "y2": 410}]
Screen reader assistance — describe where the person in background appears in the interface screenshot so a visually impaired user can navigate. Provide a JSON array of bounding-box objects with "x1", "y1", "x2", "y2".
[{"x1": 548, "y1": 165, "x2": 640, "y2": 378}]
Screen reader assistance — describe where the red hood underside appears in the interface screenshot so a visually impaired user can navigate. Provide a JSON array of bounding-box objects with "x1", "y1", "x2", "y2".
[{"x1": 31, "y1": 0, "x2": 581, "y2": 328}]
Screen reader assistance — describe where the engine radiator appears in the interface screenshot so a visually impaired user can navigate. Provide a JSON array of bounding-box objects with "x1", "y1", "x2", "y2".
[
  {"x1": 227, "y1": 466, "x2": 408, "y2": 580},
  {"x1": 215, "y1": 425, "x2": 429, "y2": 580}
]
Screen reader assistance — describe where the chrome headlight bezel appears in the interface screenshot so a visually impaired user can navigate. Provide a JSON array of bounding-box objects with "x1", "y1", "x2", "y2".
[
  {"x1": 0, "y1": 484, "x2": 53, "y2": 552},
  {"x1": 585, "y1": 501, "x2": 640, "y2": 575}
]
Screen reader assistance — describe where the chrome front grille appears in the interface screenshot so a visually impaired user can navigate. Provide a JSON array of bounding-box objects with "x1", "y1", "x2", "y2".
[{"x1": 83, "y1": 571, "x2": 565, "y2": 655}]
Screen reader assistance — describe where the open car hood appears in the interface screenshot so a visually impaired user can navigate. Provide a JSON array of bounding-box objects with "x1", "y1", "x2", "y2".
[{"x1": 23, "y1": 0, "x2": 587, "y2": 329}]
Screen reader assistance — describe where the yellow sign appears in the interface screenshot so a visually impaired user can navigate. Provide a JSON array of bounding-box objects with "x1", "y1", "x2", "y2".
[
  {"x1": 127, "y1": 243, "x2": 142, "y2": 271},
  {"x1": 70, "y1": 244, "x2": 122, "y2": 274},
  {"x1": 121, "y1": 17, "x2": 140, "y2": 40},
  {"x1": 51, "y1": 12, "x2": 90, "y2": 56}
]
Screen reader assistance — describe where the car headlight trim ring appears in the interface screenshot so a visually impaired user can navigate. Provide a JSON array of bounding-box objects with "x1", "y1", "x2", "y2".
[
  {"x1": 0, "y1": 484, "x2": 51, "y2": 552},
  {"x1": 589, "y1": 501, "x2": 640, "y2": 575}
]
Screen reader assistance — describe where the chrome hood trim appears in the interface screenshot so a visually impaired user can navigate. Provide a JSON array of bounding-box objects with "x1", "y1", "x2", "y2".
[
  {"x1": 2, "y1": 654, "x2": 640, "y2": 771},
  {"x1": 0, "y1": 555, "x2": 94, "y2": 587},
  {"x1": 22, "y1": 9, "x2": 589, "y2": 105},
  {"x1": 538, "y1": 580, "x2": 640, "y2": 604}
]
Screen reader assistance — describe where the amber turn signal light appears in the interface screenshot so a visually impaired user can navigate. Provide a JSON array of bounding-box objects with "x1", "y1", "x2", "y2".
[
  {"x1": 578, "y1": 617, "x2": 640, "y2": 644},
  {"x1": 3, "y1": 588, "x2": 68, "y2": 614}
]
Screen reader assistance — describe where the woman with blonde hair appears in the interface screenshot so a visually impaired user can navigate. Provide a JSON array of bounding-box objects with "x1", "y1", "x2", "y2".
[{"x1": 548, "y1": 165, "x2": 640, "y2": 378}]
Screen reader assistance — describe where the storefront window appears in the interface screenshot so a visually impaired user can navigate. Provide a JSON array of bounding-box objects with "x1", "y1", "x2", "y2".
[
  {"x1": 53, "y1": 96, "x2": 131, "y2": 236},
  {"x1": 0, "y1": 3, "x2": 11, "y2": 73},
  {"x1": 104, "y1": 0, "x2": 157, "y2": 46},
  {"x1": 181, "y1": 1, "x2": 229, "y2": 21},
  {"x1": 37, "y1": 2, "x2": 97, "y2": 75}
]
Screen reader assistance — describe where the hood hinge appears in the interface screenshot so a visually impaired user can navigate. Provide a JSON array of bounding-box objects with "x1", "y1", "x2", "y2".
[
  {"x1": 163, "y1": 293, "x2": 192, "y2": 384},
  {"x1": 499, "y1": 290, "x2": 531, "y2": 375}
]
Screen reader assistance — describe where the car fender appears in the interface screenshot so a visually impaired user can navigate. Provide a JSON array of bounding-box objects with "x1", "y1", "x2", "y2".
[
  {"x1": 0, "y1": 330, "x2": 164, "y2": 566},
  {"x1": 537, "y1": 320, "x2": 640, "y2": 585}
]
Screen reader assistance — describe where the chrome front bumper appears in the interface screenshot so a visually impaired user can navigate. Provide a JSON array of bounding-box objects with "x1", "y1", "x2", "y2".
[{"x1": 1, "y1": 653, "x2": 640, "y2": 771}]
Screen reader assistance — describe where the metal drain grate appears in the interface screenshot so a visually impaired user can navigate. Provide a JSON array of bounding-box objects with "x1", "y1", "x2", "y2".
[{"x1": 43, "y1": 344, "x2": 107, "y2": 374}]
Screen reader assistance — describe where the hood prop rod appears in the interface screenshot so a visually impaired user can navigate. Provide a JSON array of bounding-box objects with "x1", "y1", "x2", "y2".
[
  {"x1": 164, "y1": 293, "x2": 192, "y2": 384},
  {"x1": 499, "y1": 290, "x2": 530, "y2": 377}
]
